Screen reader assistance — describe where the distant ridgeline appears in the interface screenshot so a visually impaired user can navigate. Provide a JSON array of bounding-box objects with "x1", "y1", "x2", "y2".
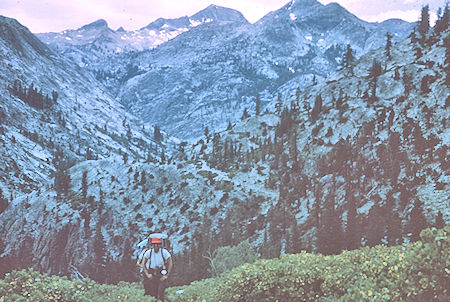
[{"x1": 9, "y1": 80, "x2": 58, "y2": 110}]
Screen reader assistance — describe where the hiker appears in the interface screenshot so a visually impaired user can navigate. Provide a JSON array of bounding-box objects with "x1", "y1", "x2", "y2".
[
  {"x1": 136, "y1": 237, "x2": 150, "y2": 273},
  {"x1": 142, "y1": 236, "x2": 173, "y2": 301}
]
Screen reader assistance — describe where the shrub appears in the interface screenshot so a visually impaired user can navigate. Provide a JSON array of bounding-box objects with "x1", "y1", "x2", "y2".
[
  {"x1": 0, "y1": 268, "x2": 151, "y2": 301},
  {"x1": 208, "y1": 240, "x2": 258, "y2": 277},
  {"x1": 167, "y1": 225, "x2": 449, "y2": 302}
]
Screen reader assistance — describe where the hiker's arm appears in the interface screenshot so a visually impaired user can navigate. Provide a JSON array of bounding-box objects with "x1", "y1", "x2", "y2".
[
  {"x1": 160, "y1": 257, "x2": 173, "y2": 281},
  {"x1": 143, "y1": 258, "x2": 152, "y2": 278},
  {"x1": 167, "y1": 257, "x2": 173, "y2": 275}
]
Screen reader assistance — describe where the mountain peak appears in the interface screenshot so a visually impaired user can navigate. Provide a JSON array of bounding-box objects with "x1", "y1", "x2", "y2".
[
  {"x1": 0, "y1": 15, "x2": 51, "y2": 58},
  {"x1": 141, "y1": 16, "x2": 190, "y2": 31},
  {"x1": 190, "y1": 4, "x2": 248, "y2": 24},
  {"x1": 80, "y1": 19, "x2": 108, "y2": 30},
  {"x1": 289, "y1": 0, "x2": 322, "y2": 9}
]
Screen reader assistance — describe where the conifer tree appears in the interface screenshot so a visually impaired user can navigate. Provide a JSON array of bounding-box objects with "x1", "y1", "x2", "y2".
[
  {"x1": 336, "y1": 88, "x2": 344, "y2": 109},
  {"x1": 420, "y1": 75, "x2": 431, "y2": 94},
  {"x1": 368, "y1": 59, "x2": 382, "y2": 81},
  {"x1": 345, "y1": 188, "x2": 360, "y2": 250},
  {"x1": 286, "y1": 220, "x2": 302, "y2": 254},
  {"x1": 402, "y1": 70, "x2": 413, "y2": 95},
  {"x1": 241, "y1": 108, "x2": 250, "y2": 120},
  {"x1": 435, "y1": 211, "x2": 445, "y2": 229},
  {"x1": 140, "y1": 170, "x2": 146, "y2": 185},
  {"x1": 153, "y1": 125, "x2": 163, "y2": 141},
  {"x1": 394, "y1": 69, "x2": 400, "y2": 80},
  {"x1": 341, "y1": 44, "x2": 355, "y2": 75},
  {"x1": 418, "y1": 5, "x2": 430, "y2": 40},
  {"x1": 54, "y1": 166, "x2": 71, "y2": 198},
  {"x1": 367, "y1": 59, "x2": 382, "y2": 102},
  {"x1": 316, "y1": 189, "x2": 344, "y2": 255},
  {"x1": 255, "y1": 94, "x2": 261, "y2": 116},
  {"x1": 81, "y1": 171, "x2": 88, "y2": 203},
  {"x1": 275, "y1": 92, "x2": 282, "y2": 115},
  {"x1": 93, "y1": 223, "x2": 107, "y2": 282},
  {"x1": 385, "y1": 32, "x2": 392, "y2": 60},
  {"x1": 366, "y1": 204, "x2": 386, "y2": 247},
  {"x1": 434, "y1": 4, "x2": 449, "y2": 35},
  {"x1": 445, "y1": 36, "x2": 450, "y2": 87},
  {"x1": 311, "y1": 95, "x2": 322, "y2": 121},
  {"x1": 386, "y1": 211, "x2": 403, "y2": 246},
  {"x1": 0, "y1": 189, "x2": 8, "y2": 214},
  {"x1": 408, "y1": 200, "x2": 428, "y2": 242}
]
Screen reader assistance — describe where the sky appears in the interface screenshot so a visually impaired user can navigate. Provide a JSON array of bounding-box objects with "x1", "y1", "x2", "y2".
[{"x1": 0, "y1": 0, "x2": 445, "y2": 33}]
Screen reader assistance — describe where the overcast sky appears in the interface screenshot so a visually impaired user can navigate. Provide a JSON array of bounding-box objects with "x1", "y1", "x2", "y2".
[{"x1": 0, "y1": 0, "x2": 445, "y2": 33}]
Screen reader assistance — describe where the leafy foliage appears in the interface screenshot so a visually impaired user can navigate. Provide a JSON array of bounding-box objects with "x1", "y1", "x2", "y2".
[
  {"x1": 207, "y1": 240, "x2": 258, "y2": 277},
  {"x1": 167, "y1": 225, "x2": 449, "y2": 302},
  {"x1": 0, "y1": 269, "x2": 152, "y2": 302}
]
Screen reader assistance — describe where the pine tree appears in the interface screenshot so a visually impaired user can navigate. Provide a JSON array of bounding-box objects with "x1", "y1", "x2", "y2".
[
  {"x1": 255, "y1": 94, "x2": 261, "y2": 116},
  {"x1": 408, "y1": 200, "x2": 428, "y2": 242},
  {"x1": 367, "y1": 59, "x2": 382, "y2": 102},
  {"x1": 241, "y1": 108, "x2": 250, "y2": 120},
  {"x1": 336, "y1": 88, "x2": 343, "y2": 109},
  {"x1": 120, "y1": 239, "x2": 136, "y2": 282},
  {"x1": 316, "y1": 190, "x2": 344, "y2": 255},
  {"x1": 204, "y1": 126, "x2": 209, "y2": 138},
  {"x1": 227, "y1": 121, "x2": 232, "y2": 130},
  {"x1": 93, "y1": 223, "x2": 107, "y2": 282},
  {"x1": 345, "y1": 188, "x2": 360, "y2": 250},
  {"x1": 445, "y1": 36, "x2": 450, "y2": 87},
  {"x1": 286, "y1": 220, "x2": 302, "y2": 254},
  {"x1": 385, "y1": 32, "x2": 392, "y2": 60},
  {"x1": 418, "y1": 5, "x2": 430, "y2": 41},
  {"x1": 435, "y1": 211, "x2": 445, "y2": 229},
  {"x1": 394, "y1": 69, "x2": 400, "y2": 80},
  {"x1": 434, "y1": 4, "x2": 449, "y2": 36},
  {"x1": 402, "y1": 70, "x2": 413, "y2": 95},
  {"x1": 140, "y1": 170, "x2": 146, "y2": 185},
  {"x1": 368, "y1": 59, "x2": 382, "y2": 81},
  {"x1": 311, "y1": 95, "x2": 322, "y2": 121},
  {"x1": 81, "y1": 171, "x2": 88, "y2": 203},
  {"x1": 275, "y1": 93, "x2": 282, "y2": 115},
  {"x1": 366, "y1": 205, "x2": 386, "y2": 247},
  {"x1": 0, "y1": 189, "x2": 8, "y2": 214},
  {"x1": 153, "y1": 125, "x2": 163, "y2": 141},
  {"x1": 386, "y1": 212, "x2": 403, "y2": 246},
  {"x1": 54, "y1": 166, "x2": 71, "y2": 198},
  {"x1": 420, "y1": 75, "x2": 431, "y2": 94},
  {"x1": 341, "y1": 44, "x2": 355, "y2": 75}
]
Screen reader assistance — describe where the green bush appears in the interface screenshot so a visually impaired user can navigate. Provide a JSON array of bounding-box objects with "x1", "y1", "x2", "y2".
[
  {"x1": 209, "y1": 240, "x2": 258, "y2": 277},
  {"x1": 167, "y1": 225, "x2": 449, "y2": 302},
  {"x1": 0, "y1": 269, "x2": 151, "y2": 302},
  {"x1": 1, "y1": 226, "x2": 447, "y2": 301}
]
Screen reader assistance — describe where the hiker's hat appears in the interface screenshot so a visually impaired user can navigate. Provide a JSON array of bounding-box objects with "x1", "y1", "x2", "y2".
[{"x1": 151, "y1": 237, "x2": 162, "y2": 244}]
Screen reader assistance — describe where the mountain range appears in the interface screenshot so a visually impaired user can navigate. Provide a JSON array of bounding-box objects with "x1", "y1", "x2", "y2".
[
  {"x1": 0, "y1": 0, "x2": 448, "y2": 287},
  {"x1": 37, "y1": 0, "x2": 415, "y2": 140}
]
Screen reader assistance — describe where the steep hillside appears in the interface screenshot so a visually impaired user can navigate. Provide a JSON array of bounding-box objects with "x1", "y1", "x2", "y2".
[
  {"x1": 0, "y1": 12, "x2": 447, "y2": 286},
  {"x1": 0, "y1": 16, "x2": 167, "y2": 200},
  {"x1": 114, "y1": 0, "x2": 414, "y2": 140}
]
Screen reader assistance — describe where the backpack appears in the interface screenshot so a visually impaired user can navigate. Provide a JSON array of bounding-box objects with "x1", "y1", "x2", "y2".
[{"x1": 136, "y1": 233, "x2": 170, "y2": 270}]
